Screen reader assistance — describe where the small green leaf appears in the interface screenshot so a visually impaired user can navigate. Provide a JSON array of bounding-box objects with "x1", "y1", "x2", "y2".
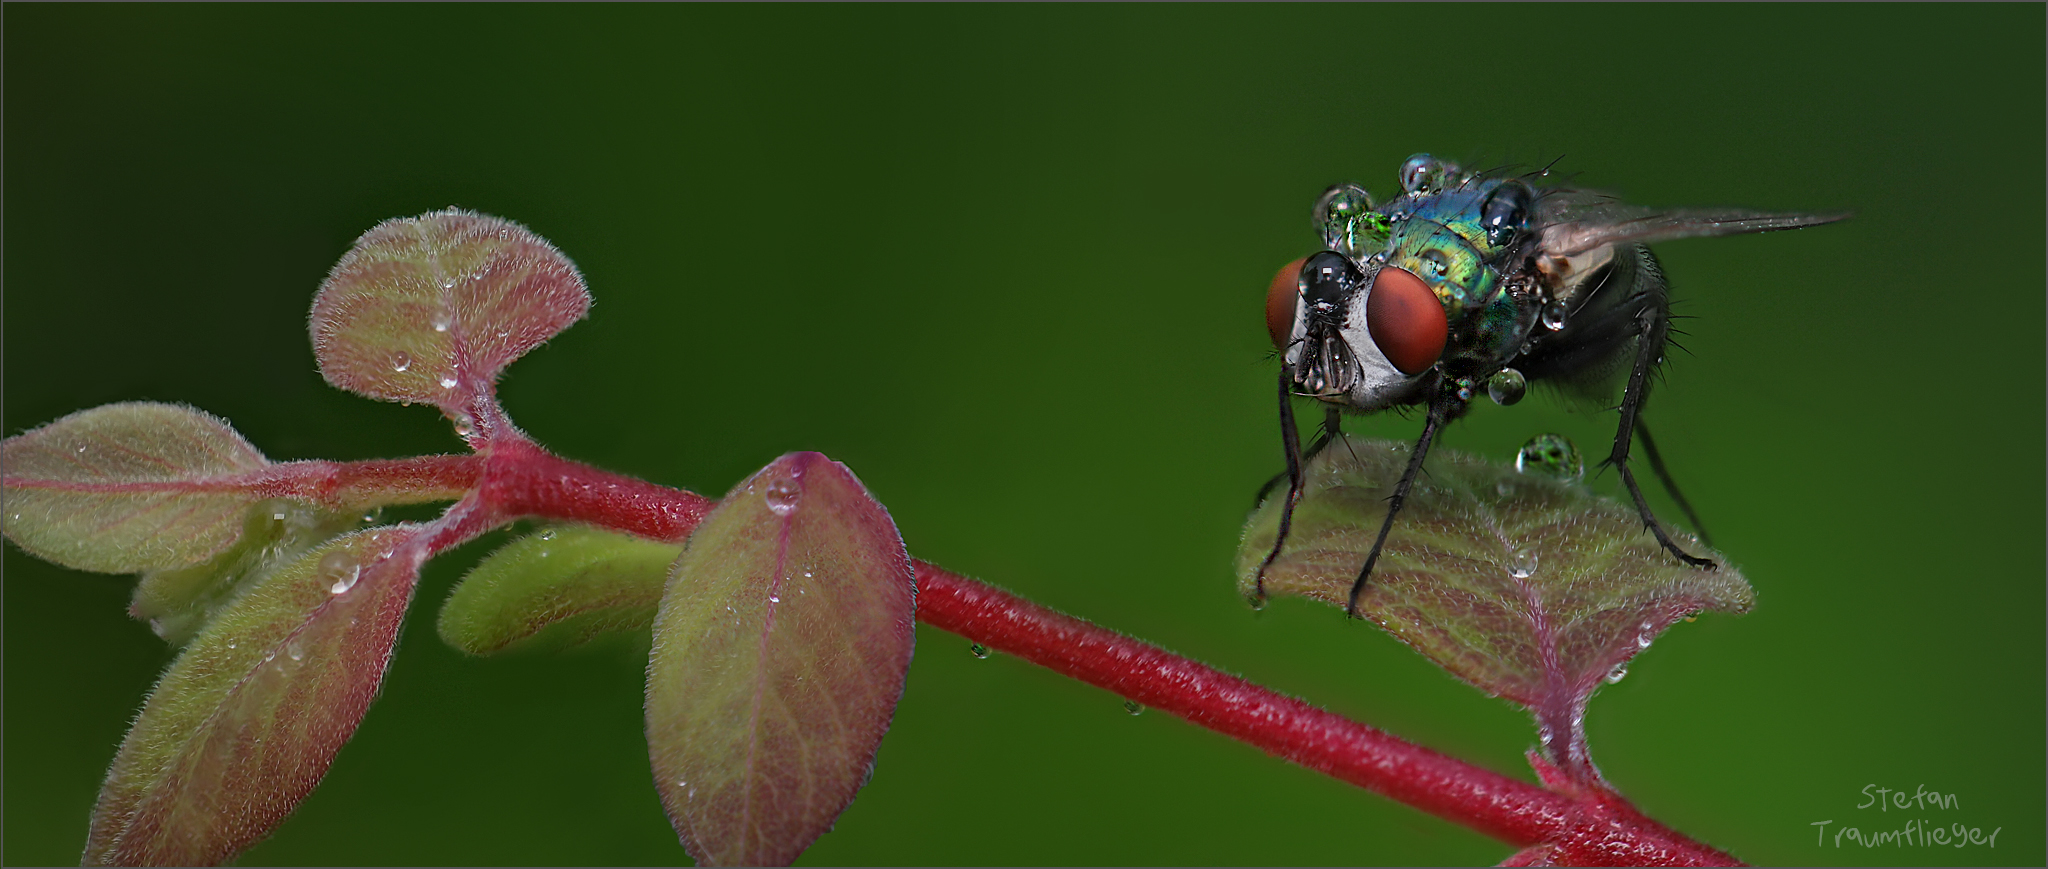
[
  {"x1": 3, "y1": 402, "x2": 270, "y2": 573},
  {"x1": 309, "y1": 209, "x2": 590, "y2": 417},
  {"x1": 86, "y1": 526, "x2": 424, "y2": 866},
  {"x1": 647, "y1": 453, "x2": 916, "y2": 866},
  {"x1": 438, "y1": 524, "x2": 682, "y2": 654},
  {"x1": 132, "y1": 499, "x2": 367, "y2": 646},
  {"x1": 1238, "y1": 436, "x2": 1754, "y2": 784}
]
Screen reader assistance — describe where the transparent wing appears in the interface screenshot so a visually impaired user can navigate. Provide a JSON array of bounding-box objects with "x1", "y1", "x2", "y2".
[{"x1": 1534, "y1": 188, "x2": 1851, "y2": 258}]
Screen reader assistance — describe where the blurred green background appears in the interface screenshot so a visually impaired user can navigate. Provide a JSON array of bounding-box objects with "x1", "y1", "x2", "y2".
[{"x1": 5, "y1": 5, "x2": 2042, "y2": 866}]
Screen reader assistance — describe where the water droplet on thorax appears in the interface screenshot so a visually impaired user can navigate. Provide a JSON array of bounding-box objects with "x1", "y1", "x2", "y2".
[
  {"x1": 1487, "y1": 368, "x2": 1527, "y2": 405},
  {"x1": 1541, "y1": 301, "x2": 1569, "y2": 331},
  {"x1": 768, "y1": 594, "x2": 781, "y2": 604},
  {"x1": 1604, "y1": 663, "x2": 1629, "y2": 684},
  {"x1": 287, "y1": 641, "x2": 304, "y2": 661},
  {"x1": 440, "y1": 277, "x2": 456, "y2": 290},
  {"x1": 392, "y1": 351, "x2": 412, "y2": 373},
  {"x1": 438, "y1": 376, "x2": 458, "y2": 389},
  {"x1": 431, "y1": 312, "x2": 451, "y2": 333},
  {"x1": 1123, "y1": 699, "x2": 1144, "y2": 716},
  {"x1": 968, "y1": 642, "x2": 991, "y2": 659},
  {"x1": 763, "y1": 477, "x2": 800, "y2": 515},
  {"x1": 453, "y1": 415, "x2": 474, "y2": 437}
]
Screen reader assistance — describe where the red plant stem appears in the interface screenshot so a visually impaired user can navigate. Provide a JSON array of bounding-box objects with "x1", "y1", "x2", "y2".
[{"x1": 305, "y1": 445, "x2": 1740, "y2": 865}]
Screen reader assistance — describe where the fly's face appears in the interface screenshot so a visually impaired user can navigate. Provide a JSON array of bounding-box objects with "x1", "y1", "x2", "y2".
[{"x1": 1266, "y1": 250, "x2": 1442, "y2": 410}]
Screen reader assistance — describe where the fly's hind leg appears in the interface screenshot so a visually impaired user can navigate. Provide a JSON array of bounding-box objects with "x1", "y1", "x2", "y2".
[
  {"x1": 1634, "y1": 420, "x2": 1713, "y2": 548},
  {"x1": 1608, "y1": 304, "x2": 1717, "y2": 569}
]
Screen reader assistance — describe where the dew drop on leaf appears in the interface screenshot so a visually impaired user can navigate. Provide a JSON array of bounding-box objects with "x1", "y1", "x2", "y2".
[
  {"x1": 321, "y1": 550, "x2": 361, "y2": 595},
  {"x1": 1508, "y1": 549, "x2": 1539, "y2": 579},
  {"x1": 764, "y1": 477, "x2": 800, "y2": 515}
]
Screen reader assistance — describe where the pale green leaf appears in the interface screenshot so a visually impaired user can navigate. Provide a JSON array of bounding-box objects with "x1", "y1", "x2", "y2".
[
  {"x1": 438, "y1": 524, "x2": 682, "y2": 654},
  {"x1": 131, "y1": 499, "x2": 369, "y2": 646}
]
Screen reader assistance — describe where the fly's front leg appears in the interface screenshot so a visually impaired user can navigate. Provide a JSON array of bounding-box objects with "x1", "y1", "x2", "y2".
[
  {"x1": 1254, "y1": 406, "x2": 1343, "y2": 505},
  {"x1": 1347, "y1": 389, "x2": 1455, "y2": 617},
  {"x1": 1253, "y1": 365, "x2": 1309, "y2": 599},
  {"x1": 1609, "y1": 306, "x2": 1717, "y2": 569}
]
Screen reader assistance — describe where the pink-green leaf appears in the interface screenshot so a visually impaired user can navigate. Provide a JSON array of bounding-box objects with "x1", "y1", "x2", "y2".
[
  {"x1": 438, "y1": 524, "x2": 681, "y2": 654},
  {"x1": 132, "y1": 499, "x2": 368, "y2": 646},
  {"x1": 646, "y1": 453, "x2": 916, "y2": 867},
  {"x1": 309, "y1": 209, "x2": 590, "y2": 419},
  {"x1": 85, "y1": 526, "x2": 424, "y2": 866},
  {"x1": 3, "y1": 402, "x2": 270, "y2": 573},
  {"x1": 1237, "y1": 436, "x2": 1754, "y2": 787}
]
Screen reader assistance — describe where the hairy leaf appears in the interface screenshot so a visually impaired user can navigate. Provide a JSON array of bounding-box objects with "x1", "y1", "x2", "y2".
[
  {"x1": 86, "y1": 526, "x2": 424, "y2": 866},
  {"x1": 1237, "y1": 436, "x2": 1753, "y2": 786},
  {"x1": 133, "y1": 499, "x2": 369, "y2": 646},
  {"x1": 309, "y1": 209, "x2": 590, "y2": 419},
  {"x1": 647, "y1": 453, "x2": 916, "y2": 866},
  {"x1": 438, "y1": 524, "x2": 681, "y2": 654},
  {"x1": 3, "y1": 402, "x2": 270, "y2": 573}
]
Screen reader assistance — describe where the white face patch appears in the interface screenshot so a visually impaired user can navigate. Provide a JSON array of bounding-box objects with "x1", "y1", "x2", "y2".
[{"x1": 1281, "y1": 267, "x2": 1426, "y2": 413}]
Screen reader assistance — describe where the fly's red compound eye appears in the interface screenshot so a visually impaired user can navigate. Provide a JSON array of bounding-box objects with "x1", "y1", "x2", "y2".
[
  {"x1": 1365, "y1": 266, "x2": 1448, "y2": 375},
  {"x1": 1265, "y1": 257, "x2": 1307, "y2": 348}
]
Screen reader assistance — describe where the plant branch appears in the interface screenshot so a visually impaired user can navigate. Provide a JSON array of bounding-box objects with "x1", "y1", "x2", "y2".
[{"x1": 295, "y1": 444, "x2": 1742, "y2": 865}]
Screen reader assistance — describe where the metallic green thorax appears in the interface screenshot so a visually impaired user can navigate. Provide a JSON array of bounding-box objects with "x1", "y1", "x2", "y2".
[{"x1": 1374, "y1": 161, "x2": 1532, "y2": 380}]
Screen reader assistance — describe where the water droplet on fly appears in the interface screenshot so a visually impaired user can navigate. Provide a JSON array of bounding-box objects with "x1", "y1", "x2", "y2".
[
  {"x1": 1313, "y1": 182, "x2": 1382, "y2": 258},
  {"x1": 1508, "y1": 550, "x2": 1538, "y2": 579},
  {"x1": 968, "y1": 642, "x2": 991, "y2": 659},
  {"x1": 1487, "y1": 368, "x2": 1527, "y2": 406},
  {"x1": 1516, "y1": 433, "x2": 1584, "y2": 482},
  {"x1": 537, "y1": 529, "x2": 556, "y2": 541},
  {"x1": 1123, "y1": 699, "x2": 1144, "y2": 716},
  {"x1": 228, "y1": 640, "x2": 238, "y2": 650},
  {"x1": 440, "y1": 277, "x2": 456, "y2": 290},
  {"x1": 768, "y1": 594, "x2": 781, "y2": 604},
  {"x1": 392, "y1": 351, "x2": 412, "y2": 373},
  {"x1": 1541, "y1": 301, "x2": 1569, "y2": 331},
  {"x1": 763, "y1": 477, "x2": 800, "y2": 515},
  {"x1": 438, "y1": 376, "x2": 458, "y2": 389},
  {"x1": 453, "y1": 415, "x2": 474, "y2": 437},
  {"x1": 287, "y1": 642, "x2": 304, "y2": 661},
  {"x1": 1419, "y1": 249, "x2": 1450, "y2": 277},
  {"x1": 431, "y1": 312, "x2": 451, "y2": 333},
  {"x1": 1604, "y1": 663, "x2": 1630, "y2": 684}
]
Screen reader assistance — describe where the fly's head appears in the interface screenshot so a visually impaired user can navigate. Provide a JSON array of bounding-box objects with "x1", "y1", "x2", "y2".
[{"x1": 1265, "y1": 155, "x2": 1540, "y2": 411}]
